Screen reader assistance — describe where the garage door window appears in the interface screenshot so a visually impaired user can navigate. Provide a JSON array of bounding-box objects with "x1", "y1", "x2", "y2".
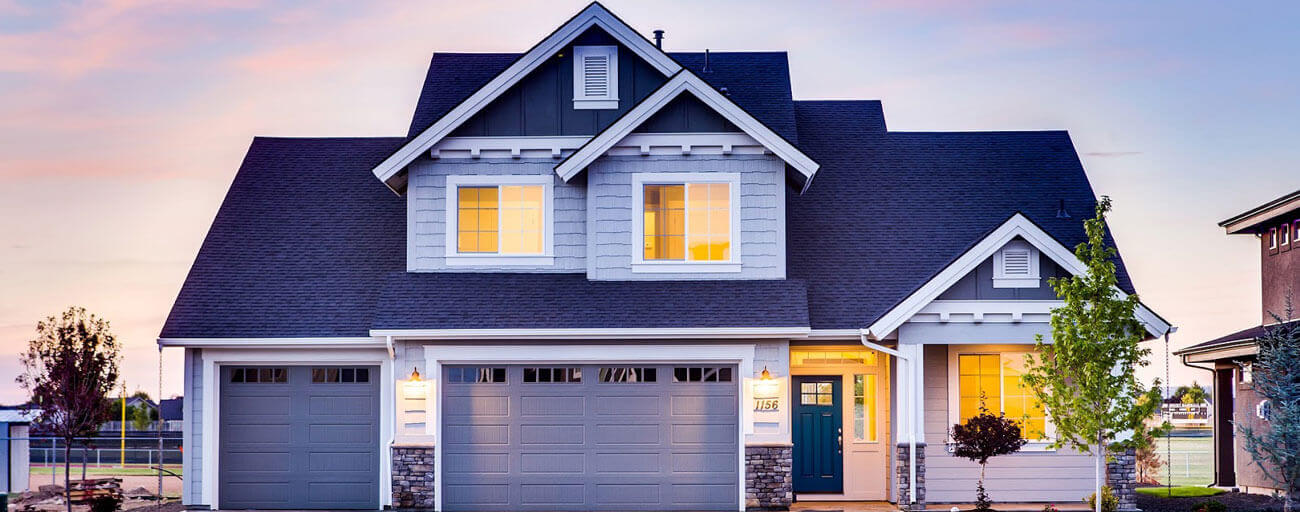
[
  {"x1": 447, "y1": 366, "x2": 506, "y2": 383},
  {"x1": 230, "y1": 367, "x2": 287, "y2": 383},
  {"x1": 673, "y1": 366, "x2": 733, "y2": 382},
  {"x1": 311, "y1": 367, "x2": 370, "y2": 383},
  {"x1": 599, "y1": 367, "x2": 656, "y2": 382},
  {"x1": 523, "y1": 367, "x2": 582, "y2": 383}
]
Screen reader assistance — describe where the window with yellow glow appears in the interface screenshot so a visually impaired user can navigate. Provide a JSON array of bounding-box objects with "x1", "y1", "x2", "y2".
[
  {"x1": 643, "y1": 182, "x2": 730, "y2": 261},
  {"x1": 957, "y1": 353, "x2": 1048, "y2": 440},
  {"x1": 456, "y1": 185, "x2": 544, "y2": 254},
  {"x1": 791, "y1": 349, "x2": 879, "y2": 367},
  {"x1": 854, "y1": 374, "x2": 878, "y2": 442}
]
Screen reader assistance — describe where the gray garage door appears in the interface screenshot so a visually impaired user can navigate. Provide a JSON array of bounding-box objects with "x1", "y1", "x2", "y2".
[
  {"x1": 442, "y1": 364, "x2": 739, "y2": 511},
  {"x1": 219, "y1": 365, "x2": 379, "y2": 510}
]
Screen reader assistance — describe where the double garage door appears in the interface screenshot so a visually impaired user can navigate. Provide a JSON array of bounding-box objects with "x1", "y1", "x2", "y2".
[
  {"x1": 442, "y1": 364, "x2": 740, "y2": 511},
  {"x1": 218, "y1": 365, "x2": 379, "y2": 510}
]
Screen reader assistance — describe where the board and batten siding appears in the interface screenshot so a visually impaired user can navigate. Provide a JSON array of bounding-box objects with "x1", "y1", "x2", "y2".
[
  {"x1": 184, "y1": 348, "x2": 203, "y2": 505},
  {"x1": 922, "y1": 344, "x2": 1096, "y2": 503},
  {"x1": 586, "y1": 154, "x2": 786, "y2": 280},
  {"x1": 406, "y1": 159, "x2": 587, "y2": 272}
]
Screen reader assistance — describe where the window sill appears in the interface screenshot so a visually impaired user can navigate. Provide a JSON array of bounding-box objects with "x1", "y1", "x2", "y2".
[
  {"x1": 445, "y1": 254, "x2": 555, "y2": 266},
  {"x1": 992, "y1": 276, "x2": 1040, "y2": 288},
  {"x1": 945, "y1": 441, "x2": 1056, "y2": 453},
  {"x1": 573, "y1": 98, "x2": 618, "y2": 110},
  {"x1": 631, "y1": 261, "x2": 742, "y2": 273}
]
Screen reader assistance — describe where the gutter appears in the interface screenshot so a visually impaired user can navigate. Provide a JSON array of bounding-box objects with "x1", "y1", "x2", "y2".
[{"x1": 860, "y1": 330, "x2": 916, "y2": 505}]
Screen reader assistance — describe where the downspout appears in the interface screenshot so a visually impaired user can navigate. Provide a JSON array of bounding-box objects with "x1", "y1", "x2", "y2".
[{"x1": 860, "y1": 330, "x2": 916, "y2": 505}]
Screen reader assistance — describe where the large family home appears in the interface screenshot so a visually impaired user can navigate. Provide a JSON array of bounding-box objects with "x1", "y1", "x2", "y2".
[
  {"x1": 1176, "y1": 189, "x2": 1300, "y2": 495},
  {"x1": 158, "y1": 3, "x2": 1170, "y2": 511}
]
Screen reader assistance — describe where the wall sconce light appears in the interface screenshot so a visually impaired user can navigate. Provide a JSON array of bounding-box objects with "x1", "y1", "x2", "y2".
[
  {"x1": 403, "y1": 367, "x2": 427, "y2": 399},
  {"x1": 753, "y1": 366, "x2": 780, "y2": 399}
]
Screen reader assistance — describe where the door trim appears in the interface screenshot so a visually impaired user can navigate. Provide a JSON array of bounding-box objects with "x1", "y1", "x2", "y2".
[
  {"x1": 792, "y1": 375, "x2": 844, "y2": 494},
  {"x1": 424, "y1": 343, "x2": 756, "y2": 512}
]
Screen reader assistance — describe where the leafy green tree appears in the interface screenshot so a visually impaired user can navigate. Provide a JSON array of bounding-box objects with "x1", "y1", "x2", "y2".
[
  {"x1": 1022, "y1": 197, "x2": 1166, "y2": 512},
  {"x1": 131, "y1": 400, "x2": 158, "y2": 431},
  {"x1": 16, "y1": 307, "x2": 121, "y2": 512},
  {"x1": 1238, "y1": 302, "x2": 1299, "y2": 512}
]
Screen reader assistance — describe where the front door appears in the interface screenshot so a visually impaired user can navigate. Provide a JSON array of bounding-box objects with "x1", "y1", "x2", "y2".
[{"x1": 792, "y1": 375, "x2": 843, "y2": 493}]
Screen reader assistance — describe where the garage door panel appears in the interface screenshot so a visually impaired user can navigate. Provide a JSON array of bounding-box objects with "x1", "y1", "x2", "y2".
[
  {"x1": 308, "y1": 395, "x2": 373, "y2": 415},
  {"x1": 306, "y1": 451, "x2": 373, "y2": 472},
  {"x1": 442, "y1": 363, "x2": 738, "y2": 511},
  {"x1": 221, "y1": 423, "x2": 292, "y2": 443},
  {"x1": 222, "y1": 451, "x2": 293, "y2": 472}
]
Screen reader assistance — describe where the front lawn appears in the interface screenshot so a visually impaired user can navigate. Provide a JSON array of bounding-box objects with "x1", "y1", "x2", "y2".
[{"x1": 1137, "y1": 486, "x2": 1224, "y2": 498}]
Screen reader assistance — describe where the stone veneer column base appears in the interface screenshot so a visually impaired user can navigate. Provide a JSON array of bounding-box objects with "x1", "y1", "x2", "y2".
[
  {"x1": 896, "y1": 443, "x2": 926, "y2": 512},
  {"x1": 745, "y1": 443, "x2": 793, "y2": 510},
  {"x1": 392, "y1": 445, "x2": 436, "y2": 510},
  {"x1": 1107, "y1": 447, "x2": 1139, "y2": 512}
]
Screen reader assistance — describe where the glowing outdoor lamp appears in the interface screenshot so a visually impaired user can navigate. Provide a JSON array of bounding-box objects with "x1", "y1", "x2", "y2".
[
  {"x1": 753, "y1": 366, "x2": 780, "y2": 399},
  {"x1": 403, "y1": 367, "x2": 427, "y2": 398}
]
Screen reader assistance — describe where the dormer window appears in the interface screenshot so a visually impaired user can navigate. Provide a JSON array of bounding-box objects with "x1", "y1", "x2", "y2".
[
  {"x1": 992, "y1": 239, "x2": 1040, "y2": 288},
  {"x1": 444, "y1": 175, "x2": 554, "y2": 266},
  {"x1": 573, "y1": 45, "x2": 618, "y2": 110}
]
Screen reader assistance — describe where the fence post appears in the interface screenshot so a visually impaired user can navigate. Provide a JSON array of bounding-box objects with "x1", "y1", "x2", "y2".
[{"x1": 52, "y1": 437, "x2": 57, "y2": 487}]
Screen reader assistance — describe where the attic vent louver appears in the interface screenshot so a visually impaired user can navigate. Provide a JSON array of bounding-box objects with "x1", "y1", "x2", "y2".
[
  {"x1": 573, "y1": 45, "x2": 618, "y2": 110},
  {"x1": 993, "y1": 239, "x2": 1040, "y2": 288}
]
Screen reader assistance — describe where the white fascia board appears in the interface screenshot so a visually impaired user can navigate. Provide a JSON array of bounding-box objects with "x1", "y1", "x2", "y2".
[
  {"x1": 156, "y1": 337, "x2": 386, "y2": 348},
  {"x1": 370, "y1": 3, "x2": 680, "y2": 187},
  {"x1": 864, "y1": 213, "x2": 1171, "y2": 340},
  {"x1": 553, "y1": 71, "x2": 820, "y2": 182},
  {"x1": 370, "y1": 326, "x2": 810, "y2": 341}
]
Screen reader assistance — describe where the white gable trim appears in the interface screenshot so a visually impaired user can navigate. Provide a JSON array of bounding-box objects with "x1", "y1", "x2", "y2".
[
  {"x1": 553, "y1": 71, "x2": 820, "y2": 183},
  {"x1": 370, "y1": 2, "x2": 680, "y2": 189},
  {"x1": 864, "y1": 213, "x2": 1171, "y2": 340}
]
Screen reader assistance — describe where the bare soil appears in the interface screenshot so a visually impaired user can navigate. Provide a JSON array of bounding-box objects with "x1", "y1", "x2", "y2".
[{"x1": 1136, "y1": 489, "x2": 1287, "y2": 512}]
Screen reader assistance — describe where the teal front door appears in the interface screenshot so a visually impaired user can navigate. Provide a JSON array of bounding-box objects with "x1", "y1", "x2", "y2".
[{"x1": 792, "y1": 376, "x2": 843, "y2": 493}]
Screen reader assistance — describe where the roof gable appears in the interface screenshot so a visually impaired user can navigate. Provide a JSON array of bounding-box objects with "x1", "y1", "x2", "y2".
[{"x1": 372, "y1": 2, "x2": 680, "y2": 191}]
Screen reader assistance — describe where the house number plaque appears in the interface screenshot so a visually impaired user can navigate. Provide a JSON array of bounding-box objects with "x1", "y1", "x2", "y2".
[{"x1": 754, "y1": 398, "x2": 780, "y2": 411}]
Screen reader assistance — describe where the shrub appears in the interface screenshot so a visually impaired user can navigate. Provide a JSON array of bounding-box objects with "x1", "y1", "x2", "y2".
[
  {"x1": 1084, "y1": 486, "x2": 1118, "y2": 512},
  {"x1": 1042, "y1": 504, "x2": 1060, "y2": 512},
  {"x1": 1190, "y1": 499, "x2": 1226, "y2": 512}
]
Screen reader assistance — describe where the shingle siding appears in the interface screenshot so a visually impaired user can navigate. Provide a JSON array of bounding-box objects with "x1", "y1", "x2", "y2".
[{"x1": 586, "y1": 154, "x2": 786, "y2": 280}]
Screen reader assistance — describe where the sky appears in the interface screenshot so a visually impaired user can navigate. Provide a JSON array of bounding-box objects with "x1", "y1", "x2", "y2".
[{"x1": 1, "y1": 0, "x2": 1297, "y2": 404}]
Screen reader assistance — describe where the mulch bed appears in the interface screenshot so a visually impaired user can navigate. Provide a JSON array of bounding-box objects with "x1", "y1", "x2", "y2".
[{"x1": 1136, "y1": 489, "x2": 1287, "y2": 512}]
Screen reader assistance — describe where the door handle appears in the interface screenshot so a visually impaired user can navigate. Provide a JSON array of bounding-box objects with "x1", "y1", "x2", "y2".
[{"x1": 837, "y1": 427, "x2": 843, "y2": 453}]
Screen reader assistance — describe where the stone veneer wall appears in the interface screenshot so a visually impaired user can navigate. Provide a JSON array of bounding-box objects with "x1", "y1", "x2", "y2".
[
  {"x1": 392, "y1": 446, "x2": 435, "y2": 509},
  {"x1": 1107, "y1": 447, "x2": 1138, "y2": 512},
  {"x1": 895, "y1": 443, "x2": 926, "y2": 512},
  {"x1": 745, "y1": 444, "x2": 792, "y2": 509}
]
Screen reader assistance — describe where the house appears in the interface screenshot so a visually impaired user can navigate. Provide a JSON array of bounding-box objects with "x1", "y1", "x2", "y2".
[
  {"x1": 157, "y1": 3, "x2": 1171, "y2": 511},
  {"x1": 1175, "y1": 189, "x2": 1300, "y2": 495}
]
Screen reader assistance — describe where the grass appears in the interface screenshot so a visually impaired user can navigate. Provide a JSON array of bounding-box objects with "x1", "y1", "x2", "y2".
[
  {"x1": 1137, "y1": 486, "x2": 1225, "y2": 498},
  {"x1": 31, "y1": 465, "x2": 183, "y2": 476}
]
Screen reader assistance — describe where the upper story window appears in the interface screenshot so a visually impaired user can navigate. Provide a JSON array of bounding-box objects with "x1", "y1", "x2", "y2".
[
  {"x1": 1281, "y1": 223, "x2": 1291, "y2": 247},
  {"x1": 1268, "y1": 227, "x2": 1279, "y2": 251},
  {"x1": 444, "y1": 175, "x2": 553, "y2": 266},
  {"x1": 992, "y1": 239, "x2": 1040, "y2": 288},
  {"x1": 573, "y1": 45, "x2": 618, "y2": 110},
  {"x1": 631, "y1": 173, "x2": 741, "y2": 273}
]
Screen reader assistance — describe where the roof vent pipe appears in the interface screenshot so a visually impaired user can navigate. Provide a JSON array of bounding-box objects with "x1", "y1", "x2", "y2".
[
  {"x1": 703, "y1": 48, "x2": 711, "y2": 73},
  {"x1": 1056, "y1": 198, "x2": 1071, "y2": 218},
  {"x1": 653, "y1": 29, "x2": 664, "y2": 49}
]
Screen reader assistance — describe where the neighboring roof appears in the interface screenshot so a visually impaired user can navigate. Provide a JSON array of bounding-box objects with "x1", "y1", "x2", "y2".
[
  {"x1": 159, "y1": 398, "x2": 183, "y2": 421},
  {"x1": 787, "y1": 101, "x2": 1136, "y2": 330},
  {"x1": 1175, "y1": 319, "x2": 1299, "y2": 357},
  {"x1": 0, "y1": 409, "x2": 37, "y2": 423},
  {"x1": 160, "y1": 137, "x2": 407, "y2": 338},
  {"x1": 371, "y1": 273, "x2": 809, "y2": 330},
  {"x1": 553, "y1": 71, "x2": 818, "y2": 187},
  {"x1": 1219, "y1": 189, "x2": 1300, "y2": 234}
]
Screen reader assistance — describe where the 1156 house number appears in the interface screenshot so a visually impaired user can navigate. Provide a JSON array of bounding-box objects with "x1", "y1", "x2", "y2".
[{"x1": 754, "y1": 398, "x2": 780, "y2": 411}]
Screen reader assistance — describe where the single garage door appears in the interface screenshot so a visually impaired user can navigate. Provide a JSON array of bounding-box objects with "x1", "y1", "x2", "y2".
[
  {"x1": 219, "y1": 365, "x2": 379, "y2": 509},
  {"x1": 442, "y1": 364, "x2": 739, "y2": 511}
]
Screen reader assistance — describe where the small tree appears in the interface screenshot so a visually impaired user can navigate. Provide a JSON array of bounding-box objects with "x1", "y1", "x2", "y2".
[
  {"x1": 1022, "y1": 197, "x2": 1166, "y2": 512},
  {"x1": 1238, "y1": 301, "x2": 1300, "y2": 512},
  {"x1": 951, "y1": 397, "x2": 1027, "y2": 512},
  {"x1": 131, "y1": 401, "x2": 157, "y2": 431},
  {"x1": 16, "y1": 307, "x2": 121, "y2": 512}
]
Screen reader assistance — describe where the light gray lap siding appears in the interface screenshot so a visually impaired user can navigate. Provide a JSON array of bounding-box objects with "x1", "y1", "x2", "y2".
[
  {"x1": 586, "y1": 154, "x2": 786, "y2": 280},
  {"x1": 184, "y1": 348, "x2": 203, "y2": 505},
  {"x1": 406, "y1": 159, "x2": 587, "y2": 272}
]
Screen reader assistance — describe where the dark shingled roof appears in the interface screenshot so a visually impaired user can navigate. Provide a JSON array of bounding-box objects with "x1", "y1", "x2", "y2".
[
  {"x1": 161, "y1": 55, "x2": 1144, "y2": 338},
  {"x1": 407, "y1": 52, "x2": 798, "y2": 142},
  {"x1": 373, "y1": 273, "x2": 808, "y2": 330},
  {"x1": 1175, "y1": 320, "x2": 1299, "y2": 356}
]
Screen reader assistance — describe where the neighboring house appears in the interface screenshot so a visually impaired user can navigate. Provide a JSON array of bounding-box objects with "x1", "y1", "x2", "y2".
[
  {"x1": 158, "y1": 4, "x2": 1170, "y2": 511},
  {"x1": 1176, "y1": 189, "x2": 1300, "y2": 494}
]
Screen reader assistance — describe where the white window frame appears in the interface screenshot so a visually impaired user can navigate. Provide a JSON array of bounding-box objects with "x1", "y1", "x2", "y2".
[
  {"x1": 630, "y1": 172, "x2": 742, "y2": 273},
  {"x1": 572, "y1": 45, "x2": 618, "y2": 110},
  {"x1": 946, "y1": 347, "x2": 1056, "y2": 451},
  {"x1": 1268, "y1": 227, "x2": 1278, "y2": 250},
  {"x1": 992, "y1": 239, "x2": 1041, "y2": 288},
  {"x1": 1281, "y1": 223, "x2": 1291, "y2": 246},
  {"x1": 444, "y1": 175, "x2": 555, "y2": 266}
]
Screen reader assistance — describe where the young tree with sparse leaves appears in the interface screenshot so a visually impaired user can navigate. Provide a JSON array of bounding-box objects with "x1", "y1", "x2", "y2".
[
  {"x1": 1021, "y1": 197, "x2": 1166, "y2": 512},
  {"x1": 950, "y1": 397, "x2": 1027, "y2": 512},
  {"x1": 1238, "y1": 301, "x2": 1300, "y2": 512},
  {"x1": 17, "y1": 307, "x2": 121, "y2": 512}
]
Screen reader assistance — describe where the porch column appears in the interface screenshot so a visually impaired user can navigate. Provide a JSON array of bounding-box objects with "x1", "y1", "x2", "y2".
[{"x1": 895, "y1": 343, "x2": 926, "y2": 512}]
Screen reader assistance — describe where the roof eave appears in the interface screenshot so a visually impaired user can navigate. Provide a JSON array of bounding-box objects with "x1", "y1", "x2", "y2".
[{"x1": 1219, "y1": 189, "x2": 1300, "y2": 234}]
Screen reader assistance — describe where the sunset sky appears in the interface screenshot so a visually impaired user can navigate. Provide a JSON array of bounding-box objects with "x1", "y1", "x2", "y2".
[{"x1": 2, "y1": 0, "x2": 1297, "y2": 403}]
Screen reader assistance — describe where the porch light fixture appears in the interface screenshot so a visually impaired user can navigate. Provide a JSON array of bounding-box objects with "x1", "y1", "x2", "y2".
[
  {"x1": 403, "y1": 367, "x2": 427, "y2": 399},
  {"x1": 753, "y1": 366, "x2": 779, "y2": 399}
]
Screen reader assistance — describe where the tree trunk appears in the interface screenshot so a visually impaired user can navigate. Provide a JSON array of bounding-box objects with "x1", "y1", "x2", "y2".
[
  {"x1": 1095, "y1": 437, "x2": 1104, "y2": 512},
  {"x1": 64, "y1": 440, "x2": 72, "y2": 512},
  {"x1": 81, "y1": 445, "x2": 87, "y2": 481}
]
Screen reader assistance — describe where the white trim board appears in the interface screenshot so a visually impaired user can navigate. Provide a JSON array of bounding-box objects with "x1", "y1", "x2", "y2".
[
  {"x1": 370, "y1": 2, "x2": 680, "y2": 190},
  {"x1": 157, "y1": 337, "x2": 385, "y2": 348},
  {"x1": 863, "y1": 213, "x2": 1171, "y2": 340},
  {"x1": 442, "y1": 174, "x2": 556, "y2": 266},
  {"x1": 422, "y1": 343, "x2": 757, "y2": 512},
  {"x1": 370, "y1": 326, "x2": 810, "y2": 340},
  {"x1": 554, "y1": 71, "x2": 819, "y2": 185},
  {"x1": 427, "y1": 133, "x2": 766, "y2": 160}
]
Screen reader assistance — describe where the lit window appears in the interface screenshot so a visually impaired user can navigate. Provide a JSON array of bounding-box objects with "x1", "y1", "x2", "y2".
[
  {"x1": 791, "y1": 349, "x2": 879, "y2": 367},
  {"x1": 456, "y1": 184, "x2": 544, "y2": 255},
  {"x1": 799, "y1": 381, "x2": 834, "y2": 405},
  {"x1": 853, "y1": 374, "x2": 878, "y2": 442},
  {"x1": 643, "y1": 183, "x2": 730, "y2": 261},
  {"x1": 957, "y1": 353, "x2": 1048, "y2": 440}
]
